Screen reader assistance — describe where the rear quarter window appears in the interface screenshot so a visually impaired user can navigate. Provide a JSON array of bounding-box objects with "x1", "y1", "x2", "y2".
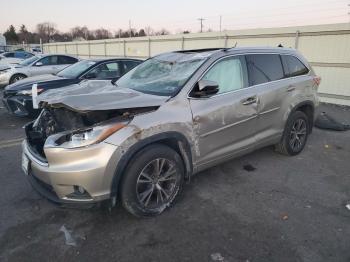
[
  {"x1": 281, "y1": 55, "x2": 309, "y2": 77},
  {"x1": 246, "y1": 54, "x2": 284, "y2": 86}
]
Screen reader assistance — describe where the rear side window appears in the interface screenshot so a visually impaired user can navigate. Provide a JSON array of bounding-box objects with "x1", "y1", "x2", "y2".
[
  {"x1": 246, "y1": 54, "x2": 284, "y2": 86},
  {"x1": 281, "y1": 55, "x2": 309, "y2": 77},
  {"x1": 58, "y1": 56, "x2": 78, "y2": 65},
  {"x1": 122, "y1": 60, "x2": 141, "y2": 74}
]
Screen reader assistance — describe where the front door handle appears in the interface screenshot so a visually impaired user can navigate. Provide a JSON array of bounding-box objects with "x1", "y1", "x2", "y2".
[{"x1": 241, "y1": 96, "x2": 257, "y2": 105}]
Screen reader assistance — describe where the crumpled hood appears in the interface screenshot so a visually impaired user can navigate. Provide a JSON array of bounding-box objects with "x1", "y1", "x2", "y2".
[{"x1": 38, "y1": 80, "x2": 170, "y2": 111}]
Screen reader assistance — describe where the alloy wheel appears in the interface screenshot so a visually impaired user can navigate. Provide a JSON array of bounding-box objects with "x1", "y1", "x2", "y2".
[
  {"x1": 136, "y1": 158, "x2": 180, "y2": 209},
  {"x1": 289, "y1": 118, "x2": 307, "y2": 152}
]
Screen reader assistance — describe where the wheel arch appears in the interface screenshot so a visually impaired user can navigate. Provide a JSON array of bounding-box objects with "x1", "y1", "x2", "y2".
[
  {"x1": 110, "y1": 131, "x2": 193, "y2": 198},
  {"x1": 285, "y1": 100, "x2": 315, "y2": 133},
  {"x1": 10, "y1": 73, "x2": 27, "y2": 83}
]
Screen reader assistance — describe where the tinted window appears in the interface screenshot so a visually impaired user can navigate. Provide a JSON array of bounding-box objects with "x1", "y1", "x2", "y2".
[
  {"x1": 281, "y1": 55, "x2": 309, "y2": 77},
  {"x1": 87, "y1": 62, "x2": 120, "y2": 79},
  {"x1": 202, "y1": 56, "x2": 247, "y2": 94},
  {"x1": 57, "y1": 60, "x2": 96, "y2": 78},
  {"x1": 37, "y1": 56, "x2": 58, "y2": 66},
  {"x1": 3, "y1": 52, "x2": 14, "y2": 58},
  {"x1": 246, "y1": 54, "x2": 284, "y2": 86},
  {"x1": 122, "y1": 60, "x2": 141, "y2": 74},
  {"x1": 15, "y1": 52, "x2": 33, "y2": 59},
  {"x1": 58, "y1": 56, "x2": 78, "y2": 65}
]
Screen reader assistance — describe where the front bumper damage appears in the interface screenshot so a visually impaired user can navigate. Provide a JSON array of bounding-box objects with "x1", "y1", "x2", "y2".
[{"x1": 22, "y1": 138, "x2": 119, "y2": 206}]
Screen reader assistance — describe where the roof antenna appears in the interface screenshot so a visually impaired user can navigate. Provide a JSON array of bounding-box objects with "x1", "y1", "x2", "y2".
[
  {"x1": 233, "y1": 42, "x2": 238, "y2": 48},
  {"x1": 278, "y1": 44, "x2": 283, "y2": 47}
]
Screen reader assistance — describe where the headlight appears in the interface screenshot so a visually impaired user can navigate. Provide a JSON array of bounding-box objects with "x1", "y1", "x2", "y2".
[
  {"x1": 56, "y1": 122, "x2": 126, "y2": 149},
  {"x1": 17, "y1": 88, "x2": 44, "y2": 96}
]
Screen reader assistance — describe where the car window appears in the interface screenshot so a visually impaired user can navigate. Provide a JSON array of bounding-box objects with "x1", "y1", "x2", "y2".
[
  {"x1": 88, "y1": 62, "x2": 120, "y2": 79},
  {"x1": 202, "y1": 56, "x2": 247, "y2": 94},
  {"x1": 3, "y1": 52, "x2": 14, "y2": 58},
  {"x1": 246, "y1": 54, "x2": 284, "y2": 86},
  {"x1": 58, "y1": 56, "x2": 78, "y2": 65},
  {"x1": 281, "y1": 55, "x2": 309, "y2": 77},
  {"x1": 122, "y1": 60, "x2": 141, "y2": 74},
  {"x1": 37, "y1": 56, "x2": 58, "y2": 66}
]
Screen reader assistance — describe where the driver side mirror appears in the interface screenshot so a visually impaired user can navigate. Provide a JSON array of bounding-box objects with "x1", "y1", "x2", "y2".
[
  {"x1": 35, "y1": 62, "x2": 43, "y2": 67},
  {"x1": 191, "y1": 80, "x2": 219, "y2": 98}
]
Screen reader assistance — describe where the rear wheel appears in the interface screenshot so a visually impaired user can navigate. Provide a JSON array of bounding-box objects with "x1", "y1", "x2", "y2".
[
  {"x1": 275, "y1": 111, "x2": 309, "y2": 156},
  {"x1": 120, "y1": 144, "x2": 184, "y2": 217},
  {"x1": 10, "y1": 74, "x2": 26, "y2": 84}
]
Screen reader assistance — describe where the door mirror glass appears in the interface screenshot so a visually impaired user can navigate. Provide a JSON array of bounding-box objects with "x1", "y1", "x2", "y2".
[
  {"x1": 35, "y1": 62, "x2": 43, "y2": 67},
  {"x1": 192, "y1": 80, "x2": 219, "y2": 97}
]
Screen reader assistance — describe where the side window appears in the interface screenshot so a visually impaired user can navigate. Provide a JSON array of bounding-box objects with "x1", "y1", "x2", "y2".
[
  {"x1": 38, "y1": 56, "x2": 58, "y2": 66},
  {"x1": 4, "y1": 52, "x2": 14, "y2": 58},
  {"x1": 202, "y1": 56, "x2": 247, "y2": 94},
  {"x1": 122, "y1": 60, "x2": 141, "y2": 74},
  {"x1": 87, "y1": 62, "x2": 120, "y2": 79},
  {"x1": 281, "y1": 55, "x2": 309, "y2": 77},
  {"x1": 246, "y1": 54, "x2": 284, "y2": 86},
  {"x1": 58, "y1": 56, "x2": 78, "y2": 65}
]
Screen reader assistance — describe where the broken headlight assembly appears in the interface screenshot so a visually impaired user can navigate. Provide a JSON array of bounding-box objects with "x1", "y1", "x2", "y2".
[{"x1": 54, "y1": 122, "x2": 126, "y2": 149}]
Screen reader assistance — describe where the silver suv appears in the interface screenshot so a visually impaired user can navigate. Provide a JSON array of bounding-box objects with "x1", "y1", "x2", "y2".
[{"x1": 22, "y1": 47, "x2": 320, "y2": 217}]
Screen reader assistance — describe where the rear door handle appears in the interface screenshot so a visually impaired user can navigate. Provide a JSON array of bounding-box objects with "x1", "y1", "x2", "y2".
[
  {"x1": 241, "y1": 96, "x2": 257, "y2": 105},
  {"x1": 287, "y1": 85, "x2": 296, "y2": 92}
]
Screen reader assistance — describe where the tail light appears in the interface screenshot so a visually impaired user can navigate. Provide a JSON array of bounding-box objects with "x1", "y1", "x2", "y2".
[{"x1": 313, "y1": 76, "x2": 321, "y2": 90}]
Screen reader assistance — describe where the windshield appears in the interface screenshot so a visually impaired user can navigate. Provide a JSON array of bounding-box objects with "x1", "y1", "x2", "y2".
[
  {"x1": 19, "y1": 56, "x2": 40, "y2": 66},
  {"x1": 57, "y1": 60, "x2": 96, "y2": 78},
  {"x1": 116, "y1": 52, "x2": 210, "y2": 96}
]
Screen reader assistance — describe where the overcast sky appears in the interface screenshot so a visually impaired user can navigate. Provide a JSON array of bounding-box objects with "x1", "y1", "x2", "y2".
[{"x1": 1, "y1": 0, "x2": 349, "y2": 33}]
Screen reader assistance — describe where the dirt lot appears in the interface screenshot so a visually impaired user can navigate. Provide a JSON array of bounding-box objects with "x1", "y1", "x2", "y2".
[{"x1": 0, "y1": 99, "x2": 349, "y2": 262}]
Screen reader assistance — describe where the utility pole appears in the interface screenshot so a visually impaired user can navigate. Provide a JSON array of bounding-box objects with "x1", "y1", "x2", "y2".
[
  {"x1": 198, "y1": 18, "x2": 205, "y2": 33},
  {"x1": 129, "y1": 20, "x2": 132, "y2": 37}
]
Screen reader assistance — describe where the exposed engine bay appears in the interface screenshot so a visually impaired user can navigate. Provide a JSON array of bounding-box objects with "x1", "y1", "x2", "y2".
[{"x1": 25, "y1": 106, "x2": 158, "y2": 159}]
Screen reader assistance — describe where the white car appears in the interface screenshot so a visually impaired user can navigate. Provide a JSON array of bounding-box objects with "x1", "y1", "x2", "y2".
[
  {"x1": 0, "y1": 54, "x2": 79, "y2": 86},
  {"x1": 0, "y1": 51, "x2": 34, "y2": 65}
]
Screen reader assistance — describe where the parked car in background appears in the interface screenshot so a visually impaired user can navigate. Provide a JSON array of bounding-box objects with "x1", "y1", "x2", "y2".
[
  {"x1": 3, "y1": 58, "x2": 142, "y2": 117},
  {"x1": 0, "y1": 54, "x2": 78, "y2": 87},
  {"x1": 22, "y1": 47, "x2": 320, "y2": 217},
  {"x1": 0, "y1": 51, "x2": 34, "y2": 65}
]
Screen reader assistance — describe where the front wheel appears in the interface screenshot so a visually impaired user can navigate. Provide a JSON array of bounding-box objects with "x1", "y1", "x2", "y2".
[
  {"x1": 120, "y1": 144, "x2": 185, "y2": 217},
  {"x1": 275, "y1": 111, "x2": 309, "y2": 156},
  {"x1": 10, "y1": 74, "x2": 26, "y2": 84}
]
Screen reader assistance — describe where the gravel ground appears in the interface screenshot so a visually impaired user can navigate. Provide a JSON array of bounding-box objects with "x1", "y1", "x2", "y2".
[{"x1": 0, "y1": 96, "x2": 349, "y2": 262}]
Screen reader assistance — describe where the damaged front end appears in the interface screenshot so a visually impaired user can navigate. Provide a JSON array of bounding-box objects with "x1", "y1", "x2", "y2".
[{"x1": 25, "y1": 105, "x2": 158, "y2": 160}]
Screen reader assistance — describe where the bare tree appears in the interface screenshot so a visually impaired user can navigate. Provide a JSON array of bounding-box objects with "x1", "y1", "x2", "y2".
[
  {"x1": 70, "y1": 26, "x2": 91, "y2": 40},
  {"x1": 93, "y1": 28, "x2": 112, "y2": 40},
  {"x1": 36, "y1": 22, "x2": 57, "y2": 43}
]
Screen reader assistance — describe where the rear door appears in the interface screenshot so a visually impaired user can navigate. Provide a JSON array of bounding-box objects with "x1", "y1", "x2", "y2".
[
  {"x1": 189, "y1": 55, "x2": 258, "y2": 166},
  {"x1": 246, "y1": 53, "x2": 294, "y2": 144}
]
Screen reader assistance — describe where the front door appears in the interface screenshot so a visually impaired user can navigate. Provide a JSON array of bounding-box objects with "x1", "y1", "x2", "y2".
[{"x1": 189, "y1": 55, "x2": 258, "y2": 166}]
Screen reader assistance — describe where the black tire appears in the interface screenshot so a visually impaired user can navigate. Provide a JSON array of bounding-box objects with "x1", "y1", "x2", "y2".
[
  {"x1": 120, "y1": 144, "x2": 185, "y2": 217},
  {"x1": 10, "y1": 74, "x2": 26, "y2": 84},
  {"x1": 275, "y1": 111, "x2": 309, "y2": 156}
]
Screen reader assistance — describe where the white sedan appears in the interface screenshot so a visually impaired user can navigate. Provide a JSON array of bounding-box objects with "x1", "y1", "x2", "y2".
[{"x1": 0, "y1": 54, "x2": 79, "y2": 86}]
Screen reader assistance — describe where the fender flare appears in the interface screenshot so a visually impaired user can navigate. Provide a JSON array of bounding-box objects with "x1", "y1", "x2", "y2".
[{"x1": 110, "y1": 131, "x2": 193, "y2": 197}]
